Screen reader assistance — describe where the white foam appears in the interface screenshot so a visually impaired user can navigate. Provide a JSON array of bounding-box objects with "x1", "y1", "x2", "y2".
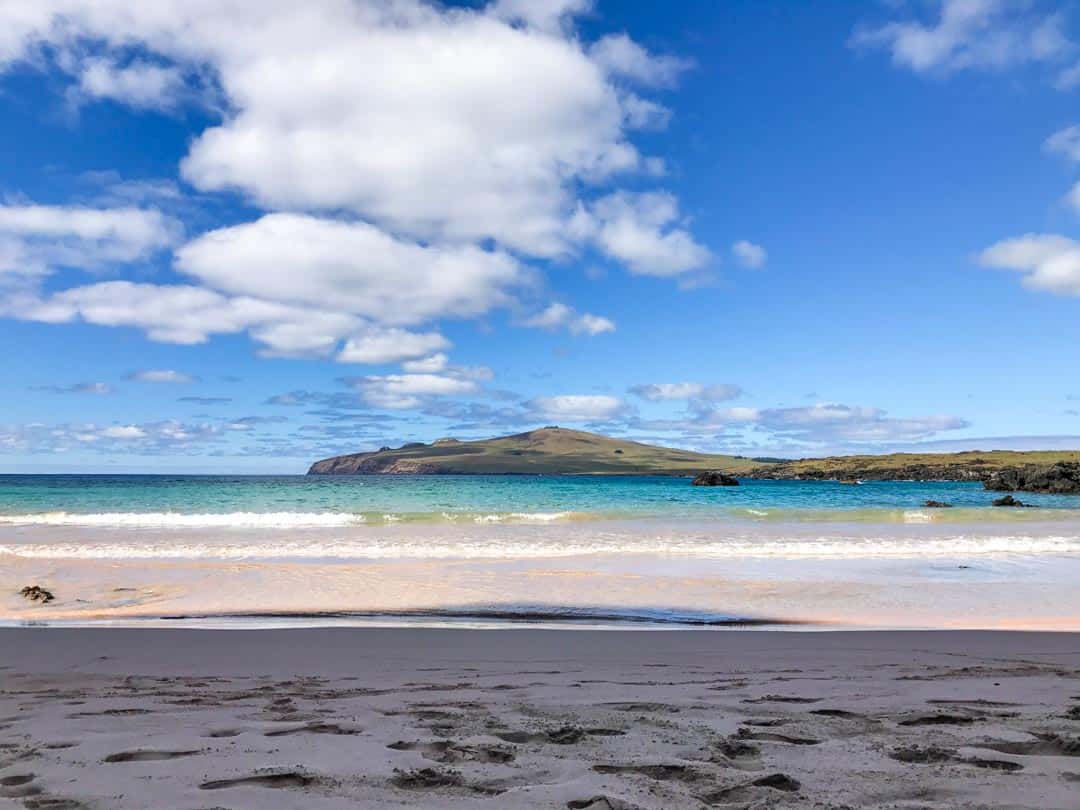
[
  {"x1": 2, "y1": 533, "x2": 1078, "y2": 561},
  {"x1": 0, "y1": 511, "x2": 365, "y2": 528}
]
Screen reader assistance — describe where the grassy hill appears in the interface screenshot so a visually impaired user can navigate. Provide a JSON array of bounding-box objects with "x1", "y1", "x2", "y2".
[
  {"x1": 749, "y1": 449, "x2": 1080, "y2": 482},
  {"x1": 308, "y1": 427, "x2": 763, "y2": 476}
]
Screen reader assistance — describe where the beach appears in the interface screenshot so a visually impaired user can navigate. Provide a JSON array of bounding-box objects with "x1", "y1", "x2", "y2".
[{"x1": 1, "y1": 628, "x2": 1079, "y2": 809}]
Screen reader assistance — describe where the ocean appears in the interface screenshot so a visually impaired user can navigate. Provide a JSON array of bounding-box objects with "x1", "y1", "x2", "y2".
[{"x1": 3, "y1": 474, "x2": 1080, "y2": 630}]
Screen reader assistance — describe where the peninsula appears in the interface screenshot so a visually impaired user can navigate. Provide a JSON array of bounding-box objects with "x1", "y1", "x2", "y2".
[{"x1": 309, "y1": 428, "x2": 1080, "y2": 493}]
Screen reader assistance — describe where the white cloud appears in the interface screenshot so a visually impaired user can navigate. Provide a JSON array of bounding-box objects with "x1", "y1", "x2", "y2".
[
  {"x1": 0, "y1": 1, "x2": 695, "y2": 260},
  {"x1": 573, "y1": 191, "x2": 710, "y2": 276},
  {"x1": 589, "y1": 33, "x2": 690, "y2": 87},
  {"x1": 1045, "y1": 124, "x2": 1080, "y2": 162},
  {"x1": 527, "y1": 394, "x2": 628, "y2": 422},
  {"x1": 347, "y1": 373, "x2": 480, "y2": 409},
  {"x1": 732, "y1": 240, "x2": 767, "y2": 269},
  {"x1": 0, "y1": 203, "x2": 178, "y2": 278},
  {"x1": 852, "y1": 0, "x2": 1070, "y2": 75},
  {"x1": 754, "y1": 403, "x2": 968, "y2": 443},
  {"x1": 402, "y1": 353, "x2": 449, "y2": 373},
  {"x1": 524, "y1": 302, "x2": 615, "y2": 335},
  {"x1": 128, "y1": 369, "x2": 196, "y2": 384},
  {"x1": 337, "y1": 328, "x2": 450, "y2": 365},
  {"x1": 0, "y1": 420, "x2": 226, "y2": 454},
  {"x1": 980, "y1": 233, "x2": 1080, "y2": 295},
  {"x1": 0, "y1": 0, "x2": 712, "y2": 370},
  {"x1": 630, "y1": 382, "x2": 742, "y2": 402},
  {"x1": 176, "y1": 214, "x2": 526, "y2": 326},
  {"x1": 101, "y1": 425, "x2": 147, "y2": 439},
  {"x1": 76, "y1": 58, "x2": 185, "y2": 110},
  {"x1": 32, "y1": 381, "x2": 111, "y2": 395},
  {"x1": 490, "y1": 0, "x2": 592, "y2": 34}
]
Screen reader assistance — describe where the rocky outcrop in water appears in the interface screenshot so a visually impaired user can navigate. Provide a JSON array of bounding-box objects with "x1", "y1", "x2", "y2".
[
  {"x1": 983, "y1": 462, "x2": 1080, "y2": 494},
  {"x1": 692, "y1": 471, "x2": 740, "y2": 486},
  {"x1": 923, "y1": 500, "x2": 952, "y2": 508},
  {"x1": 991, "y1": 495, "x2": 1031, "y2": 507}
]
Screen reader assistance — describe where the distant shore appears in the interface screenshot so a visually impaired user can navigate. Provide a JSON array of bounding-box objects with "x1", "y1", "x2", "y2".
[{"x1": 2, "y1": 628, "x2": 1078, "y2": 809}]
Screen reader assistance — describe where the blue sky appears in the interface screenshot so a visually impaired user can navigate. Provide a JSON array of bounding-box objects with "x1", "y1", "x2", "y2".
[{"x1": 3, "y1": 0, "x2": 1080, "y2": 472}]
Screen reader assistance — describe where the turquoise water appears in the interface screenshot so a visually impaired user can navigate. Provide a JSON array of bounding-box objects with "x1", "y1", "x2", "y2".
[{"x1": 0, "y1": 474, "x2": 1078, "y2": 526}]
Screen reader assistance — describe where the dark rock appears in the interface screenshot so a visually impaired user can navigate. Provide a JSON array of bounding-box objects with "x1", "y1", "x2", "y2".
[
  {"x1": 20, "y1": 585, "x2": 54, "y2": 604},
  {"x1": 992, "y1": 495, "x2": 1030, "y2": 508},
  {"x1": 984, "y1": 462, "x2": 1080, "y2": 494},
  {"x1": 692, "y1": 471, "x2": 739, "y2": 487},
  {"x1": 923, "y1": 500, "x2": 952, "y2": 508}
]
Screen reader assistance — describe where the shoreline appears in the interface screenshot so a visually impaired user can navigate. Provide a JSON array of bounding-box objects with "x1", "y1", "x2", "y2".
[{"x1": 2, "y1": 628, "x2": 1078, "y2": 808}]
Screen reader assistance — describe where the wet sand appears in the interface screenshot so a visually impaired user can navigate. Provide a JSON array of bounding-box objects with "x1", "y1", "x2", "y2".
[{"x1": 1, "y1": 628, "x2": 1078, "y2": 808}]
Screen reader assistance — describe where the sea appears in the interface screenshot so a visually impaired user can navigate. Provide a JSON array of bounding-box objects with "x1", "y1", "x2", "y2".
[{"x1": 3, "y1": 474, "x2": 1079, "y2": 630}]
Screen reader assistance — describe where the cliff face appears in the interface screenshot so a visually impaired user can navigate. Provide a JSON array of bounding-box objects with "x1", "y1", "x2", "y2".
[
  {"x1": 984, "y1": 462, "x2": 1080, "y2": 494},
  {"x1": 307, "y1": 453, "x2": 442, "y2": 475}
]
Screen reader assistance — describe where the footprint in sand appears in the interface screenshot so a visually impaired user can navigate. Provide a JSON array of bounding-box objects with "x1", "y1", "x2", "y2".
[
  {"x1": 388, "y1": 739, "x2": 515, "y2": 764},
  {"x1": 898, "y1": 713, "x2": 977, "y2": 727},
  {"x1": 495, "y1": 726, "x2": 624, "y2": 745},
  {"x1": 736, "y1": 728, "x2": 820, "y2": 746},
  {"x1": 889, "y1": 745, "x2": 1023, "y2": 771},
  {"x1": 0, "y1": 773, "x2": 42, "y2": 799},
  {"x1": 390, "y1": 767, "x2": 503, "y2": 796},
  {"x1": 103, "y1": 750, "x2": 200, "y2": 763},
  {"x1": 700, "y1": 772, "x2": 801, "y2": 804},
  {"x1": 567, "y1": 796, "x2": 640, "y2": 810},
  {"x1": 200, "y1": 771, "x2": 314, "y2": 790},
  {"x1": 264, "y1": 721, "x2": 362, "y2": 737},
  {"x1": 978, "y1": 733, "x2": 1080, "y2": 757},
  {"x1": 593, "y1": 763, "x2": 701, "y2": 782}
]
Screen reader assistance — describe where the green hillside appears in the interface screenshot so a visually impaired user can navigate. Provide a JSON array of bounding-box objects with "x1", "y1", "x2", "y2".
[
  {"x1": 749, "y1": 449, "x2": 1080, "y2": 481},
  {"x1": 308, "y1": 427, "x2": 762, "y2": 476}
]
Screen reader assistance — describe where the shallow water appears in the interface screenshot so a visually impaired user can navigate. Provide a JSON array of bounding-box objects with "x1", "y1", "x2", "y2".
[
  {"x1": 2, "y1": 475, "x2": 1079, "y2": 629},
  {"x1": 1, "y1": 474, "x2": 1078, "y2": 526}
]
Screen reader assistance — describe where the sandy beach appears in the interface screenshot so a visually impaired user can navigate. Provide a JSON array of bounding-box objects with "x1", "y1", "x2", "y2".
[{"x1": 1, "y1": 628, "x2": 1078, "y2": 809}]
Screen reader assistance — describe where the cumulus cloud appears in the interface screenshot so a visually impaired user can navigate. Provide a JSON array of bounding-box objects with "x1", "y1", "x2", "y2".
[
  {"x1": 0, "y1": 0, "x2": 712, "y2": 378},
  {"x1": 526, "y1": 394, "x2": 629, "y2": 422},
  {"x1": 175, "y1": 214, "x2": 526, "y2": 326},
  {"x1": 127, "y1": 369, "x2": 197, "y2": 384},
  {"x1": 630, "y1": 382, "x2": 742, "y2": 402},
  {"x1": 524, "y1": 302, "x2": 616, "y2": 335},
  {"x1": 0, "y1": 1, "x2": 695, "y2": 258},
  {"x1": 979, "y1": 233, "x2": 1080, "y2": 295},
  {"x1": 337, "y1": 329, "x2": 451, "y2": 365},
  {"x1": 589, "y1": 33, "x2": 691, "y2": 87},
  {"x1": 852, "y1": 0, "x2": 1070, "y2": 76},
  {"x1": 401, "y1": 353, "x2": 449, "y2": 373},
  {"x1": 0, "y1": 202, "x2": 178, "y2": 278},
  {"x1": 572, "y1": 191, "x2": 710, "y2": 276},
  {"x1": 75, "y1": 58, "x2": 186, "y2": 110},
  {"x1": 732, "y1": 240, "x2": 767, "y2": 269},
  {"x1": 345, "y1": 373, "x2": 480, "y2": 410}
]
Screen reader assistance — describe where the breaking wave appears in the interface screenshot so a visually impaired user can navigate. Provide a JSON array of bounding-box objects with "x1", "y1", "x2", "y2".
[{"x1": 0, "y1": 510, "x2": 590, "y2": 529}]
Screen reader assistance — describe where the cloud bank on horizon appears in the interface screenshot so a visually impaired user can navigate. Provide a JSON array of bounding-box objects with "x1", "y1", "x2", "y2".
[{"x1": 1, "y1": 0, "x2": 1080, "y2": 469}]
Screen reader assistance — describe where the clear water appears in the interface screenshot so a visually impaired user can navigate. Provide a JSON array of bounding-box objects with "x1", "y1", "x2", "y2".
[
  {"x1": 4, "y1": 475, "x2": 1080, "y2": 629},
  {"x1": 0, "y1": 474, "x2": 1078, "y2": 527}
]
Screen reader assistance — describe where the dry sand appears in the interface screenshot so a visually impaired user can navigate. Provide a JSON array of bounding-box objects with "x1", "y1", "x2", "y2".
[{"x1": 1, "y1": 628, "x2": 1078, "y2": 809}]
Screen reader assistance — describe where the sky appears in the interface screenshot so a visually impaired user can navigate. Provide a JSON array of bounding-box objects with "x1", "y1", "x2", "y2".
[{"x1": 3, "y1": 0, "x2": 1080, "y2": 473}]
